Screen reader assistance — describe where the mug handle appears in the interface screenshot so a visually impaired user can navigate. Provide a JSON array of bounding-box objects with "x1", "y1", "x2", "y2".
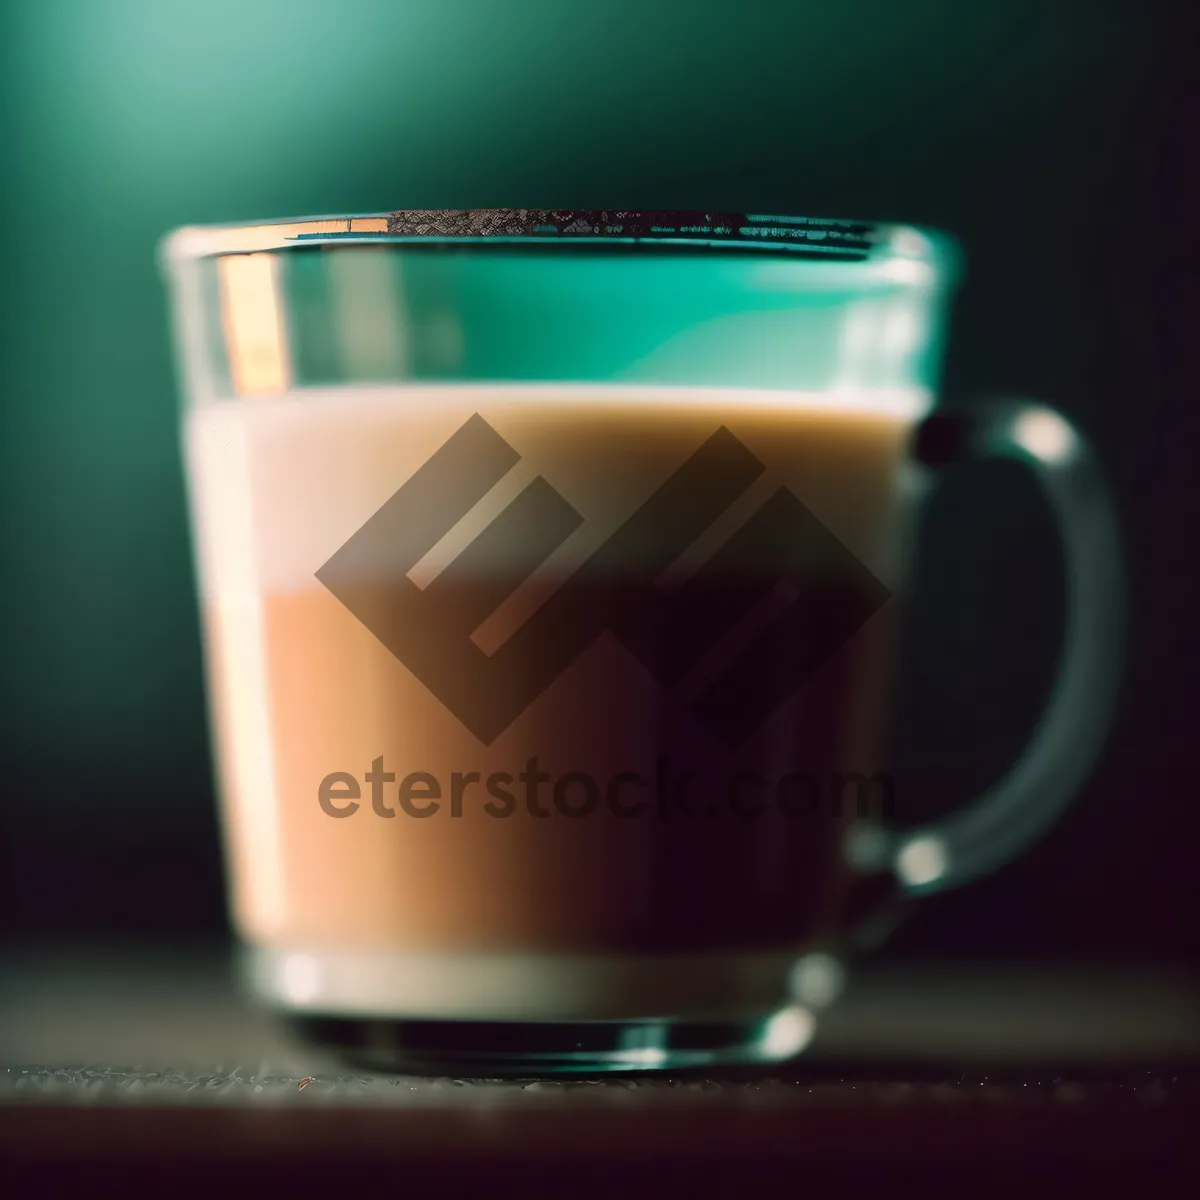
[{"x1": 847, "y1": 401, "x2": 1126, "y2": 894}]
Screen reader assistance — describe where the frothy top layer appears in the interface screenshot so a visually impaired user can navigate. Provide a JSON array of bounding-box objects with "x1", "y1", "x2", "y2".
[{"x1": 185, "y1": 384, "x2": 929, "y2": 599}]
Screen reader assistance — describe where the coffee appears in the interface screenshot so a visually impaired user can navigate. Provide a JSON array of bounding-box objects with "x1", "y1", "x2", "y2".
[
  {"x1": 185, "y1": 383, "x2": 923, "y2": 1018},
  {"x1": 165, "y1": 214, "x2": 1124, "y2": 1063}
]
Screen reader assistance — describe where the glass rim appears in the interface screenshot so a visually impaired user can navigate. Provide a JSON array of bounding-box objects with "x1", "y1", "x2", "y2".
[{"x1": 160, "y1": 208, "x2": 960, "y2": 277}]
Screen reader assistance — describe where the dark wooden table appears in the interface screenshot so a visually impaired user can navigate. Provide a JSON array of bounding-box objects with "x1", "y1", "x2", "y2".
[{"x1": 3, "y1": 943, "x2": 1199, "y2": 1194}]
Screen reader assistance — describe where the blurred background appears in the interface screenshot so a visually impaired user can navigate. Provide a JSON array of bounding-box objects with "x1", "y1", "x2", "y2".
[{"x1": 0, "y1": 0, "x2": 1193, "y2": 968}]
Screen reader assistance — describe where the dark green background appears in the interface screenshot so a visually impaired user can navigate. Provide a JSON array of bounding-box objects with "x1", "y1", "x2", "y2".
[{"x1": 1, "y1": 0, "x2": 1193, "y2": 957}]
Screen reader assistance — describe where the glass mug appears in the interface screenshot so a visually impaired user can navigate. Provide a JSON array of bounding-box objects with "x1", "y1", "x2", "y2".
[{"x1": 160, "y1": 210, "x2": 1124, "y2": 1072}]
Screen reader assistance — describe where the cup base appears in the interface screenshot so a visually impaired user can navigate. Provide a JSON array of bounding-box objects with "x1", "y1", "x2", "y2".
[
  {"x1": 241, "y1": 942, "x2": 828, "y2": 1021},
  {"x1": 285, "y1": 1008, "x2": 817, "y2": 1075},
  {"x1": 244, "y1": 942, "x2": 841, "y2": 1073}
]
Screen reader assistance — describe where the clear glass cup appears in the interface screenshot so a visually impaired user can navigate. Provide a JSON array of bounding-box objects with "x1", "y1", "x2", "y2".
[{"x1": 160, "y1": 210, "x2": 1124, "y2": 1072}]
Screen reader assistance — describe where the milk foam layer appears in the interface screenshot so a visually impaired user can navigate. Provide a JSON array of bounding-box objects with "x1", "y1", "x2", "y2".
[{"x1": 185, "y1": 383, "x2": 930, "y2": 601}]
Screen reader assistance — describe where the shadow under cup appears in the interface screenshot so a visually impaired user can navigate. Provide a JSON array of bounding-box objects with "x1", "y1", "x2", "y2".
[{"x1": 160, "y1": 212, "x2": 1068, "y2": 1072}]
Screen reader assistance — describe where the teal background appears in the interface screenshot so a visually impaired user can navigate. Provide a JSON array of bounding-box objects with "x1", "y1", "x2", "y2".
[
  {"x1": 239, "y1": 244, "x2": 953, "y2": 390},
  {"x1": 1, "y1": 0, "x2": 1192, "y2": 955}
]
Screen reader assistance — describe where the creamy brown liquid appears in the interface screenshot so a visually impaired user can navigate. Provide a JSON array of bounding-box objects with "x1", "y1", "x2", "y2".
[{"x1": 186, "y1": 385, "x2": 922, "y2": 968}]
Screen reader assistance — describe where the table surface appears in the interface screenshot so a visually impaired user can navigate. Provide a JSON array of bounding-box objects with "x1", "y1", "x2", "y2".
[{"x1": 3, "y1": 943, "x2": 1199, "y2": 1189}]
